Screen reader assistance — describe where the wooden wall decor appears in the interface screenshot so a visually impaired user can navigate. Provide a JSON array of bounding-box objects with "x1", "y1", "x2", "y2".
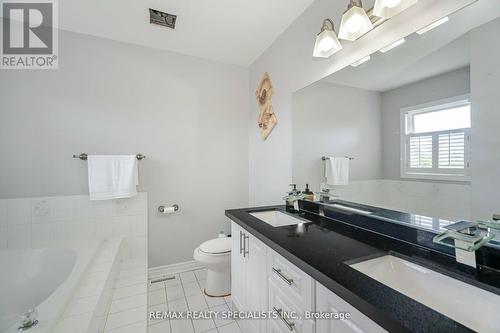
[{"x1": 255, "y1": 72, "x2": 277, "y2": 140}]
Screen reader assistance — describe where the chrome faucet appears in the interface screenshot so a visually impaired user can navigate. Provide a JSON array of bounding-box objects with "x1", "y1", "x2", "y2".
[
  {"x1": 283, "y1": 184, "x2": 306, "y2": 212},
  {"x1": 316, "y1": 187, "x2": 339, "y2": 202},
  {"x1": 18, "y1": 309, "x2": 38, "y2": 331},
  {"x1": 433, "y1": 220, "x2": 499, "y2": 267}
]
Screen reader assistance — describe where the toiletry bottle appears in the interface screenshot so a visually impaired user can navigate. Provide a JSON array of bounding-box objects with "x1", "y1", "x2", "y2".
[
  {"x1": 286, "y1": 184, "x2": 299, "y2": 212},
  {"x1": 303, "y1": 184, "x2": 314, "y2": 201}
]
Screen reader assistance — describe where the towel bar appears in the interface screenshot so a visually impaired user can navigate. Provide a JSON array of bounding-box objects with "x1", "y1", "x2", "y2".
[
  {"x1": 322, "y1": 156, "x2": 354, "y2": 161},
  {"x1": 73, "y1": 153, "x2": 146, "y2": 160}
]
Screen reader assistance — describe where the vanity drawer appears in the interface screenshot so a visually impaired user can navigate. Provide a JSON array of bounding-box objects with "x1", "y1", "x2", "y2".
[
  {"x1": 268, "y1": 249, "x2": 314, "y2": 311},
  {"x1": 269, "y1": 317, "x2": 293, "y2": 333},
  {"x1": 268, "y1": 279, "x2": 315, "y2": 333}
]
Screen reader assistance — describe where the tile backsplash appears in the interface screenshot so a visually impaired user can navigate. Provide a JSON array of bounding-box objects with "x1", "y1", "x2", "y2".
[{"x1": 0, "y1": 193, "x2": 147, "y2": 258}]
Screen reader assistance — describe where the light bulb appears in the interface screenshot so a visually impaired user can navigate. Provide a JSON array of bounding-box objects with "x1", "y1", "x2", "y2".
[
  {"x1": 383, "y1": 0, "x2": 402, "y2": 8},
  {"x1": 350, "y1": 55, "x2": 371, "y2": 67},
  {"x1": 338, "y1": 4, "x2": 374, "y2": 41},
  {"x1": 345, "y1": 13, "x2": 364, "y2": 33},
  {"x1": 317, "y1": 36, "x2": 336, "y2": 52},
  {"x1": 417, "y1": 16, "x2": 449, "y2": 35},
  {"x1": 373, "y1": 0, "x2": 417, "y2": 19}
]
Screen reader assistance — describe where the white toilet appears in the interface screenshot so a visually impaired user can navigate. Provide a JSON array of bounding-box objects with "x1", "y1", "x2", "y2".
[{"x1": 193, "y1": 237, "x2": 231, "y2": 297}]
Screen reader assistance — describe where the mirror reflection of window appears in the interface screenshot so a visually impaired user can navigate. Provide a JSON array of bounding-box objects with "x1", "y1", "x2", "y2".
[{"x1": 402, "y1": 96, "x2": 471, "y2": 181}]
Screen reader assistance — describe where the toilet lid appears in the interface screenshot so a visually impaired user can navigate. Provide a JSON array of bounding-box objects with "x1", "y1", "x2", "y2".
[{"x1": 199, "y1": 237, "x2": 231, "y2": 254}]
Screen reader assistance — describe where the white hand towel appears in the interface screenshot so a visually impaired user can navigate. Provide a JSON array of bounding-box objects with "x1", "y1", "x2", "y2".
[
  {"x1": 325, "y1": 157, "x2": 349, "y2": 186},
  {"x1": 87, "y1": 155, "x2": 139, "y2": 201}
]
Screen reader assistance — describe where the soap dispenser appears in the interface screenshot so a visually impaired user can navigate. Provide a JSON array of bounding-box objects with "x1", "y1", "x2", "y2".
[
  {"x1": 286, "y1": 184, "x2": 300, "y2": 212},
  {"x1": 302, "y1": 184, "x2": 314, "y2": 201}
]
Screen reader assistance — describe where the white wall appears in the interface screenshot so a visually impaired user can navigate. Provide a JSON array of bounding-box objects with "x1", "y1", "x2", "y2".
[
  {"x1": 292, "y1": 82, "x2": 382, "y2": 192},
  {"x1": 0, "y1": 30, "x2": 249, "y2": 267},
  {"x1": 248, "y1": 0, "x2": 475, "y2": 206},
  {"x1": 381, "y1": 67, "x2": 471, "y2": 180},
  {"x1": 470, "y1": 18, "x2": 500, "y2": 220}
]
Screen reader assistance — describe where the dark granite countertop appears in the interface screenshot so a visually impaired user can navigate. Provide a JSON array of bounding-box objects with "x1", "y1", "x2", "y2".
[{"x1": 226, "y1": 204, "x2": 500, "y2": 333}]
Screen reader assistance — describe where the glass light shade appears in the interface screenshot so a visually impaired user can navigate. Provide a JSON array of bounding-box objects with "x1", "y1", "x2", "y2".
[
  {"x1": 338, "y1": 5, "x2": 374, "y2": 41},
  {"x1": 373, "y1": 0, "x2": 417, "y2": 19},
  {"x1": 313, "y1": 29, "x2": 342, "y2": 58}
]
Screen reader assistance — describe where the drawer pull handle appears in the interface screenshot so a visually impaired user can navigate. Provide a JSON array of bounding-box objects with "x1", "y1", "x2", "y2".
[
  {"x1": 243, "y1": 234, "x2": 249, "y2": 257},
  {"x1": 273, "y1": 306, "x2": 295, "y2": 331},
  {"x1": 272, "y1": 267, "x2": 294, "y2": 286},
  {"x1": 239, "y1": 231, "x2": 244, "y2": 255}
]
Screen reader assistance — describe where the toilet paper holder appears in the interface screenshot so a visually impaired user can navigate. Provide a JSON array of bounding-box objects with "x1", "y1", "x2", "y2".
[{"x1": 158, "y1": 204, "x2": 180, "y2": 213}]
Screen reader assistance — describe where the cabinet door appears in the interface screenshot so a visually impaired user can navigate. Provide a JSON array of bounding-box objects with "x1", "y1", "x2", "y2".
[
  {"x1": 230, "y1": 222, "x2": 246, "y2": 312},
  {"x1": 243, "y1": 232, "x2": 268, "y2": 333},
  {"x1": 316, "y1": 283, "x2": 388, "y2": 333}
]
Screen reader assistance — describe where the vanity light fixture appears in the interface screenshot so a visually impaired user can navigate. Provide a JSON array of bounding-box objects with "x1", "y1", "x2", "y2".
[
  {"x1": 379, "y1": 38, "x2": 406, "y2": 53},
  {"x1": 373, "y1": 0, "x2": 417, "y2": 19},
  {"x1": 416, "y1": 16, "x2": 449, "y2": 35},
  {"x1": 313, "y1": 19, "x2": 343, "y2": 58},
  {"x1": 338, "y1": 0, "x2": 374, "y2": 41},
  {"x1": 350, "y1": 55, "x2": 371, "y2": 67}
]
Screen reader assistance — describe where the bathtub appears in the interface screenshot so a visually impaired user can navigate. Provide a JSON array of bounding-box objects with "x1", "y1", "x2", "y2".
[{"x1": 0, "y1": 241, "x2": 102, "y2": 333}]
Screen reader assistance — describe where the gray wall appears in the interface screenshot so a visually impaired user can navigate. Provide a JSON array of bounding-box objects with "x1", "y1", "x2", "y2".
[
  {"x1": 381, "y1": 67, "x2": 471, "y2": 180},
  {"x1": 292, "y1": 82, "x2": 382, "y2": 192},
  {"x1": 470, "y1": 18, "x2": 500, "y2": 220},
  {"x1": 0, "y1": 30, "x2": 249, "y2": 267}
]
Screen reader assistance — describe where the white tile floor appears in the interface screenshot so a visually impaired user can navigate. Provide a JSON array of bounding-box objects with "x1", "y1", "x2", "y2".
[{"x1": 148, "y1": 269, "x2": 242, "y2": 333}]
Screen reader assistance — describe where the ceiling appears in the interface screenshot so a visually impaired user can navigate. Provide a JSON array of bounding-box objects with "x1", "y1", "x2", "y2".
[
  {"x1": 322, "y1": 31, "x2": 471, "y2": 92},
  {"x1": 321, "y1": 0, "x2": 500, "y2": 92},
  {"x1": 54, "y1": 0, "x2": 315, "y2": 67}
]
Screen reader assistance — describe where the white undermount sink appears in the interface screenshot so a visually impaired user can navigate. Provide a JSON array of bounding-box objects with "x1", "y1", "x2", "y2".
[
  {"x1": 250, "y1": 210, "x2": 305, "y2": 227},
  {"x1": 350, "y1": 255, "x2": 500, "y2": 333}
]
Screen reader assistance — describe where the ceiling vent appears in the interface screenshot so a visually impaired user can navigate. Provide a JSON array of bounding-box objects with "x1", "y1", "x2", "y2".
[{"x1": 149, "y1": 8, "x2": 177, "y2": 29}]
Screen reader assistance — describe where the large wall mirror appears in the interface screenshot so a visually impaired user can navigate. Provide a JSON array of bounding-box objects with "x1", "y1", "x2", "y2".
[{"x1": 292, "y1": 2, "x2": 500, "y2": 244}]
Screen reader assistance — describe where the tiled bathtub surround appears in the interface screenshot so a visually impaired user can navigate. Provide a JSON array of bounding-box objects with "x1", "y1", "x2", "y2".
[
  {"x1": 0, "y1": 193, "x2": 149, "y2": 332},
  {"x1": 332, "y1": 180, "x2": 471, "y2": 221},
  {"x1": 54, "y1": 240, "x2": 148, "y2": 333},
  {"x1": 0, "y1": 193, "x2": 147, "y2": 258}
]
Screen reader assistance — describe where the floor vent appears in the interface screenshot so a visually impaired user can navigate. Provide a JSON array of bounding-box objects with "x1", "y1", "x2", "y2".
[
  {"x1": 150, "y1": 276, "x2": 176, "y2": 284},
  {"x1": 149, "y1": 8, "x2": 177, "y2": 29}
]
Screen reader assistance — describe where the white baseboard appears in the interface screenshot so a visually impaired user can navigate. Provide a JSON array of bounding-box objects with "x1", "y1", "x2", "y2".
[{"x1": 149, "y1": 260, "x2": 205, "y2": 278}]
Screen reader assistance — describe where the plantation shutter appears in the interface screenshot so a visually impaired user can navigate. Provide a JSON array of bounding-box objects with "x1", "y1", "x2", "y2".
[
  {"x1": 409, "y1": 135, "x2": 433, "y2": 168},
  {"x1": 438, "y1": 131, "x2": 466, "y2": 169}
]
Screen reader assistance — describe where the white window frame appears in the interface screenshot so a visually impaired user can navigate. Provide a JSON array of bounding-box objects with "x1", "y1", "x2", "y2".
[{"x1": 400, "y1": 94, "x2": 471, "y2": 182}]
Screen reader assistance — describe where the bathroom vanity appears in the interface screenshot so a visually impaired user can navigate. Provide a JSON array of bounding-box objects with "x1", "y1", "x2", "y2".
[
  {"x1": 226, "y1": 2, "x2": 500, "y2": 332},
  {"x1": 226, "y1": 203, "x2": 500, "y2": 333}
]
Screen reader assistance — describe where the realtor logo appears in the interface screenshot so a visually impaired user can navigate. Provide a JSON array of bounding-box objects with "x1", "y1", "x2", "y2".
[{"x1": 1, "y1": 0, "x2": 58, "y2": 69}]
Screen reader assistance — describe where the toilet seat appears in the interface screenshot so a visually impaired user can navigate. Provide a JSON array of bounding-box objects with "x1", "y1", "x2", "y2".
[{"x1": 199, "y1": 237, "x2": 231, "y2": 255}]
